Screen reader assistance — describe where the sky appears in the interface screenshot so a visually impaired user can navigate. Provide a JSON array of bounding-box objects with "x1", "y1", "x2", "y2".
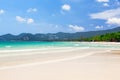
[{"x1": 0, "y1": 0, "x2": 120, "y2": 35}]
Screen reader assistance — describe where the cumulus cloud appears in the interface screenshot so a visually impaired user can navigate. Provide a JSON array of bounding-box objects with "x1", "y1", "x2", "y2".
[
  {"x1": 90, "y1": 8, "x2": 120, "y2": 19},
  {"x1": 90, "y1": 7, "x2": 120, "y2": 25},
  {"x1": 103, "y1": 3, "x2": 109, "y2": 7},
  {"x1": 69, "y1": 25, "x2": 85, "y2": 32},
  {"x1": 95, "y1": 25, "x2": 104, "y2": 29},
  {"x1": 106, "y1": 18, "x2": 120, "y2": 25},
  {"x1": 61, "y1": 0, "x2": 80, "y2": 2},
  {"x1": 0, "y1": 9, "x2": 5, "y2": 15},
  {"x1": 62, "y1": 4, "x2": 71, "y2": 11},
  {"x1": 16, "y1": 16, "x2": 34, "y2": 24},
  {"x1": 96, "y1": 0, "x2": 110, "y2": 7},
  {"x1": 16, "y1": 16, "x2": 26, "y2": 22},
  {"x1": 27, "y1": 8, "x2": 37, "y2": 13},
  {"x1": 27, "y1": 18, "x2": 34, "y2": 24},
  {"x1": 96, "y1": 0, "x2": 109, "y2": 3}
]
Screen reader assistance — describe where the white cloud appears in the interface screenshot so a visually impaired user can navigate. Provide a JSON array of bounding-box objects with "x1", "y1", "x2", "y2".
[
  {"x1": 69, "y1": 25, "x2": 85, "y2": 32},
  {"x1": 27, "y1": 8, "x2": 37, "y2": 13},
  {"x1": 16, "y1": 16, "x2": 34, "y2": 24},
  {"x1": 106, "y1": 17, "x2": 120, "y2": 25},
  {"x1": 55, "y1": 25, "x2": 59, "y2": 28},
  {"x1": 61, "y1": 0, "x2": 80, "y2": 2},
  {"x1": 90, "y1": 8, "x2": 120, "y2": 20},
  {"x1": 96, "y1": 0, "x2": 109, "y2": 3},
  {"x1": 95, "y1": 25, "x2": 104, "y2": 29},
  {"x1": 62, "y1": 4, "x2": 71, "y2": 11},
  {"x1": 16, "y1": 16, "x2": 26, "y2": 22},
  {"x1": 103, "y1": 3, "x2": 109, "y2": 7},
  {"x1": 96, "y1": 0, "x2": 110, "y2": 7},
  {"x1": 90, "y1": 7, "x2": 120, "y2": 25},
  {"x1": 0, "y1": 9, "x2": 5, "y2": 15},
  {"x1": 27, "y1": 18, "x2": 34, "y2": 24}
]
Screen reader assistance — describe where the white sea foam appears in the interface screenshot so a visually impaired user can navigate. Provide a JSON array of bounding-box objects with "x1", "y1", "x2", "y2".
[{"x1": 0, "y1": 47, "x2": 73, "y2": 53}]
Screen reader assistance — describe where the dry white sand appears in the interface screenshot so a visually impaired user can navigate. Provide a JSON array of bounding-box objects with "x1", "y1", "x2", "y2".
[{"x1": 0, "y1": 45, "x2": 120, "y2": 80}]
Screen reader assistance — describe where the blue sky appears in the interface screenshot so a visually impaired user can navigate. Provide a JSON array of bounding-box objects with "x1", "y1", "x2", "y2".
[{"x1": 0, "y1": 0, "x2": 120, "y2": 34}]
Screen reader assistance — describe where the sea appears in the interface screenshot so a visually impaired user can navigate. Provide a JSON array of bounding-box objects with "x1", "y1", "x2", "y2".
[{"x1": 0, "y1": 41, "x2": 119, "y2": 50}]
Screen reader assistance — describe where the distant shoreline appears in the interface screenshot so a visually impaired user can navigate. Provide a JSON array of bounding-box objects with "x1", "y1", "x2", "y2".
[{"x1": 0, "y1": 27, "x2": 120, "y2": 42}]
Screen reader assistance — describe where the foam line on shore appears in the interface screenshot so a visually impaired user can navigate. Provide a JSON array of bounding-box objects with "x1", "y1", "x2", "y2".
[
  {"x1": 0, "y1": 50, "x2": 110, "y2": 70},
  {"x1": 0, "y1": 47, "x2": 89, "y2": 57},
  {"x1": 0, "y1": 47, "x2": 73, "y2": 53},
  {"x1": 0, "y1": 47, "x2": 89, "y2": 53}
]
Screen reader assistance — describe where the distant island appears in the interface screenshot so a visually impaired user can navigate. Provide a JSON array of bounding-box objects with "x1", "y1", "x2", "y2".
[{"x1": 0, "y1": 27, "x2": 120, "y2": 42}]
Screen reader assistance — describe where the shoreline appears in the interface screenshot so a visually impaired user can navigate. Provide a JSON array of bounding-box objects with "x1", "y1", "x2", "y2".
[
  {"x1": 0, "y1": 41, "x2": 120, "y2": 49},
  {"x1": 0, "y1": 42, "x2": 119, "y2": 80}
]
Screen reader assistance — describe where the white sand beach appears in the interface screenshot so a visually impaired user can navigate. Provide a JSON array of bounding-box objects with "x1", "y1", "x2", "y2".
[{"x1": 0, "y1": 43, "x2": 120, "y2": 80}]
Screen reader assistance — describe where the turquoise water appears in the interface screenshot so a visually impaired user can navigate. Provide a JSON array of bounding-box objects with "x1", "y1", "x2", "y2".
[{"x1": 0, "y1": 41, "x2": 120, "y2": 49}]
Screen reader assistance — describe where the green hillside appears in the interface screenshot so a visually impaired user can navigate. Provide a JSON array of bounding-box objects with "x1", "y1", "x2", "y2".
[
  {"x1": 83, "y1": 32, "x2": 120, "y2": 42},
  {"x1": 0, "y1": 27, "x2": 120, "y2": 41}
]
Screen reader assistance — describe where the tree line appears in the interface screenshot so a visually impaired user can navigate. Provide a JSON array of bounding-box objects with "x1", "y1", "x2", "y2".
[
  {"x1": 78, "y1": 32, "x2": 120, "y2": 42},
  {"x1": 81, "y1": 32, "x2": 120, "y2": 42}
]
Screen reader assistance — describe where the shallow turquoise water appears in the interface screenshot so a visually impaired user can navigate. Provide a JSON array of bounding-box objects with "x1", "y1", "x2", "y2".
[{"x1": 0, "y1": 41, "x2": 119, "y2": 49}]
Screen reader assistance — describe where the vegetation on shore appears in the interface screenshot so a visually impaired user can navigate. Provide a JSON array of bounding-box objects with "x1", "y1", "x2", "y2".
[
  {"x1": 0, "y1": 27, "x2": 120, "y2": 42},
  {"x1": 77, "y1": 32, "x2": 120, "y2": 42}
]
